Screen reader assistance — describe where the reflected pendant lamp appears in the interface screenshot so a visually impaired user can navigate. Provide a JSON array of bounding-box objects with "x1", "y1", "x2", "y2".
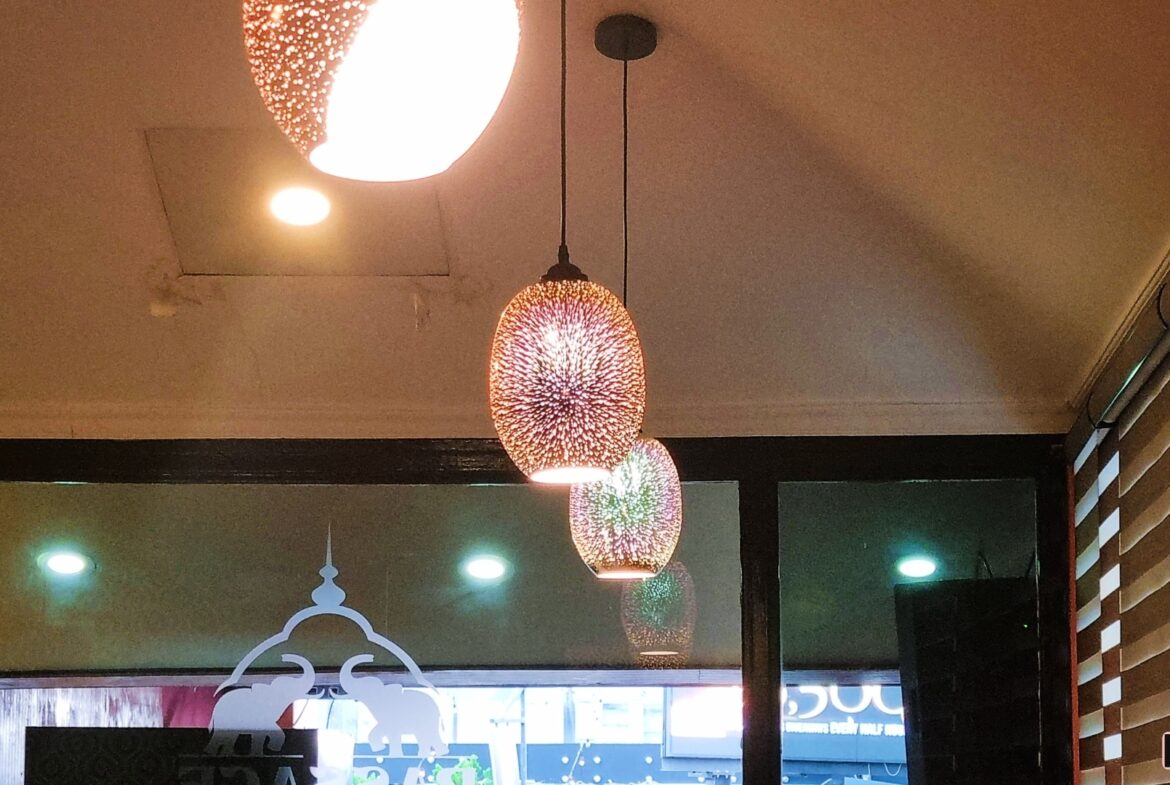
[
  {"x1": 242, "y1": 0, "x2": 521, "y2": 182},
  {"x1": 488, "y1": 0, "x2": 645, "y2": 485},
  {"x1": 570, "y1": 436, "x2": 681, "y2": 579},
  {"x1": 621, "y1": 561, "x2": 696, "y2": 668}
]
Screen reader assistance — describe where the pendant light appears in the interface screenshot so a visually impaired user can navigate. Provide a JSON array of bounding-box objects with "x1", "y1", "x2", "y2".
[
  {"x1": 489, "y1": 0, "x2": 646, "y2": 485},
  {"x1": 242, "y1": 0, "x2": 520, "y2": 182},
  {"x1": 570, "y1": 435, "x2": 681, "y2": 579},
  {"x1": 569, "y1": 16, "x2": 681, "y2": 580},
  {"x1": 621, "y1": 561, "x2": 696, "y2": 668}
]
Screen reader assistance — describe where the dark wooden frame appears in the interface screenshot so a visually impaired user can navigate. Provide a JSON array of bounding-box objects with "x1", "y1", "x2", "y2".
[{"x1": 0, "y1": 435, "x2": 1071, "y2": 785}]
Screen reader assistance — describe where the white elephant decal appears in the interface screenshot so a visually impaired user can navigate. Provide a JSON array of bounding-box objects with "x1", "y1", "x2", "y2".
[
  {"x1": 340, "y1": 654, "x2": 449, "y2": 757},
  {"x1": 206, "y1": 654, "x2": 317, "y2": 756}
]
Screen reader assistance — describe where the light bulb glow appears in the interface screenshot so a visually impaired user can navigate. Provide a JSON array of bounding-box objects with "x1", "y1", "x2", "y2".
[
  {"x1": 243, "y1": 0, "x2": 521, "y2": 182},
  {"x1": 621, "y1": 561, "x2": 696, "y2": 668},
  {"x1": 570, "y1": 437, "x2": 682, "y2": 579},
  {"x1": 897, "y1": 556, "x2": 938, "y2": 579},
  {"x1": 463, "y1": 555, "x2": 508, "y2": 582},
  {"x1": 490, "y1": 280, "x2": 646, "y2": 483},
  {"x1": 531, "y1": 466, "x2": 611, "y2": 485},
  {"x1": 270, "y1": 186, "x2": 332, "y2": 226},
  {"x1": 41, "y1": 551, "x2": 90, "y2": 576}
]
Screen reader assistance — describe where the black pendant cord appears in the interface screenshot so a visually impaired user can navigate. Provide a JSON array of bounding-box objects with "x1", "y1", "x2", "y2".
[
  {"x1": 622, "y1": 58, "x2": 629, "y2": 307},
  {"x1": 543, "y1": 0, "x2": 586, "y2": 283},
  {"x1": 559, "y1": 0, "x2": 568, "y2": 253}
]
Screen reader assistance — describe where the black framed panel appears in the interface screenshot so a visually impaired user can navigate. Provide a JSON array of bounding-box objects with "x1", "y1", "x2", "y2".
[{"x1": 0, "y1": 435, "x2": 1070, "y2": 785}]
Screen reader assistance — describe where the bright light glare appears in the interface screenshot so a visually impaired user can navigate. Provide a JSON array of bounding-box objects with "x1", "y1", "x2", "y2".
[
  {"x1": 597, "y1": 569, "x2": 658, "y2": 581},
  {"x1": 309, "y1": 0, "x2": 520, "y2": 181},
  {"x1": 897, "y1": 556, "x2": 938, "y2": 579},
  {"x1": 270, "y1": 187, "x2": 331, "y2": 226},
  {"x1": 43, "y1": 551, "x2": 90, "y2": 576},
  {"x1": 531, "y1": 466, "x2": 612, "y2": 485},
  {"x1": 317, "y1": 729, "x2": 356, "y2": 773},
  {"x1": 463, "y1": 555, "x2": 508, "y2": 582}
]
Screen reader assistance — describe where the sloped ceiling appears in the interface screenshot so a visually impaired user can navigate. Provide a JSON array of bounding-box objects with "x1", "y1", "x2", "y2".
[{"x1": 1, "y1": 0, "x2": 1168, "y2": 437}]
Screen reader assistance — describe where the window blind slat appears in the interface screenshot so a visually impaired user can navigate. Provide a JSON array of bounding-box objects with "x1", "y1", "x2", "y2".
[
  {"x1": 1078, "y1": 618, "x2": 1104, "y2": 664},
  {"x1": 1120, "y1": 718, "x2": 1168, "y2": 767},
  {"x1": 1121, "y1": 549, "x2": 1170, "y2": 616},
  {"x1": 1119, "y1": 646, "x2": 1170, "y2": 707},
  {"x1": 1121, "y1": 685, "x2": 1170, "y2": 732},
  {"x1": 1079, "y1": 652, "x2": 1103, "y2": 686},
  {"x1": 1081, "y1": 766, "x2": 1105, "y2": 785},
  {"x1": 1119, "y1": 616, "x2": 1170, "y2": 672},
  {"x1": 1081, "y1": 735, "x2": 1106, "y2": 771},
  {"x1": 1078, "y1": 564, "x2": 1103, "y2": 610},
  {"x1": 1119, "y1": 756, "x2": 1170, "y2": 785},
  {"x1": 1079, "y1": 597, "x2": 1102, "y2": 632},
  {"x1": 1120, "y1": 449, "x2": 1170, "y2": 552},
  {"x1": 1080, "y1": 674, "x2": 1104, "y2": 716},
  {"x1": 1118, "y1": 356, "x2": 1170, "y2": 471}
]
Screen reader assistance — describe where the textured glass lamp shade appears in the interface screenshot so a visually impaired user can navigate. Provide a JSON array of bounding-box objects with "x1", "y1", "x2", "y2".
[
  {"x1": 621, "y1": 561, "x2": 696, "y2": 668},
  {"x1": 569, "y1": 437, "x2": 682, "y2": 579},
  {"x1": 242, "y1": 0, "x2": 520, "y2": 182},
  {"x1": 490, "y1": 279, "x2": 646, "y2": 484}
]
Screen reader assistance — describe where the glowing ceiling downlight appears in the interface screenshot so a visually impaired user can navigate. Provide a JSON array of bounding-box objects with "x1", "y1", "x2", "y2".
[
  {"x1": 270, "y1": 186, "x2": 331, "y2": 226},
  {"x1": 462, "y1": 554, "x2": 509, "y2": 582},
  {"x1": 897, "y1": 556, "x2": 938, "y2": 579},
  {"x1": 570, "y1": 436, "x2": 682, "y2": 579},
  {"x1": 39, "y1": 550, "x2": 92, "y2": 577},
  {"x1": 242, "y1": 0, "x2": 521, "y2": 182},
  {"x1": 621, "y1": 561, "x2": 696, "y2": 668}
]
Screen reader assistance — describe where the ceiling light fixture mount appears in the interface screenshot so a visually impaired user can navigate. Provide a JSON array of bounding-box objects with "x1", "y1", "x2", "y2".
[{"x1": 594, "y1": 14, "x2": 658, "y2": 62}]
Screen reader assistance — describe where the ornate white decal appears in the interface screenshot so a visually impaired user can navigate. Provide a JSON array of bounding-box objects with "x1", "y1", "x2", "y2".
[{"x1": 205, "y1": 531, "x2": 448, "y2": 784}]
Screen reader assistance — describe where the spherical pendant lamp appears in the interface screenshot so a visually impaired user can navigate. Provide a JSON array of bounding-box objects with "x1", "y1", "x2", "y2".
[
  {"x1": 488, "y1": 0, "x2": 645, "y2": 484},
  {"x1": 242, "y1": 0, "x2": 521, "y2": 182},
  {"x1": 569, "y1": 437, "x2": 681, "y2": 579},
  {"x1": 621, "y1": 561, "x2": 696, "y2": 668}
]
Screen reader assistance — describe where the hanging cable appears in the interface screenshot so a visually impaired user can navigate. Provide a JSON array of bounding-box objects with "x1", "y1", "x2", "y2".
[
  {"x1": 544, "y1": 0, "x2": 584, "y2": 280},
  {"x1": 622, "y1": 58, "x2": 630, "y2": 306},
  {"x1": 559, "y1": 0, "x2": 568, "y2": 254}
]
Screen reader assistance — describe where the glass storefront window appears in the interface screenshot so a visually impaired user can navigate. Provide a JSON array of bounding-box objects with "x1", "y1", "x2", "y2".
[
  {"x1": 777, "y1": 479, "x2": 1040, "y2": 785},
  {"x1": 1, "y1": 480, "x2": 742, "y2": 784}
]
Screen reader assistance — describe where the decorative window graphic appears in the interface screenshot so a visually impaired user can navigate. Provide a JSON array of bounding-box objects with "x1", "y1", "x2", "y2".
[{"x1": 205, "y1": 534, "x2": 452, "y2": 785}]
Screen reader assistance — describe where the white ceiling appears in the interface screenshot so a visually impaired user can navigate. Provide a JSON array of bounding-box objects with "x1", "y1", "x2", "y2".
[{"x1": 1, "y1": 0, "x2": 1168, "y2": 438}]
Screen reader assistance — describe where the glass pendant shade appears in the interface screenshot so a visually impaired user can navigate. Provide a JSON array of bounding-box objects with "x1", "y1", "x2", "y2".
[
  {"x1": 489, "y1": 279, "x2": 646, "y2": 484},
  {"x1": 569, "y1": 436, "x2": 682, "y2": 579},
  {"x1": 621, "y1": 561, "x2": 696, "y2": 668},
  {"x1": 242, "y1": 0, "x2": 521, "y2": 182}
]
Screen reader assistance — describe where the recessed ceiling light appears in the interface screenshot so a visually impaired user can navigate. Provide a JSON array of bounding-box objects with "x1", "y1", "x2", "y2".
[
  {"x1": 463, "y1": 554, "x2": 509, "y2": 582},
  {"x1": 897, "y1": 556, "x2": 938, "y2": 579},
  {"x1": 40, "y1": 551, "x2": 91, "y2": 576},
  {"x1": 270, "y1": 186, "x2": 331, "y2": 226}
]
